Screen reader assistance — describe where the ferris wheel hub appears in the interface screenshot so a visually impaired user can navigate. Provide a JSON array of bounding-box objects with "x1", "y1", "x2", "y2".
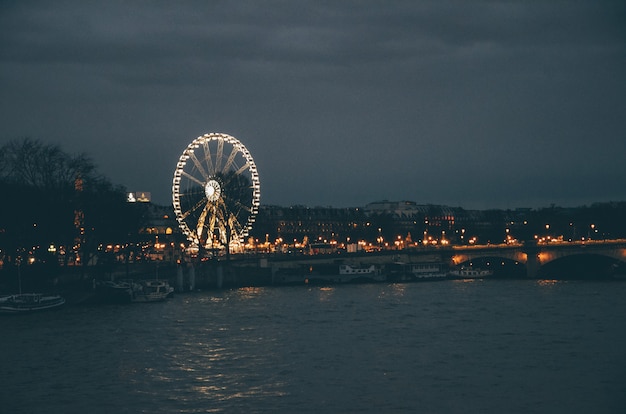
[{"x1": 205, "y1": 179, "x2": 221, "y2": 202}]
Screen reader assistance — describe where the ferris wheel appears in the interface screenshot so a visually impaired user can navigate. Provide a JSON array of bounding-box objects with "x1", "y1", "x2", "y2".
[{"x1": 172, "y1": 133, "x2": 260, "y2": 251}]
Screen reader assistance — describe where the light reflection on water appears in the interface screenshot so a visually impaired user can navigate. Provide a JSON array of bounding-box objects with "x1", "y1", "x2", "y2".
[
  {"x1": 2, "y1": 280, "x2": 626, "y2": 413},
  {"x1": 235, "y1": 286, "x2": 266, "y2": 300},
  {"x1": 536, "y1": 279, "x2": 560, "y2": 286}
]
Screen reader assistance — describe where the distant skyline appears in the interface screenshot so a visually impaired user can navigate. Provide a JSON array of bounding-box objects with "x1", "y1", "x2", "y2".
[{"x1": 1, "y1": 1, "x2": 625, "y2": 210}]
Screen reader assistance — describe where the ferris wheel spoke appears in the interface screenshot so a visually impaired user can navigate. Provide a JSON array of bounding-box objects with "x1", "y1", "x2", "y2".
[
  {"x1": 202, "y1": 140, "x2": 215, "y2": 175},
  {"x1": 181, "y1": 169, "x2": 205, "y2": 187},
  {"x1": 221, "y1": 171, "x2": 241, "y2": 188},
  {"x1": 222, "y1": 146, "x2": 239, "y2": 172},
  {"x1": 188, "y1": 151, "x2": 209, "y2": 181},
  {"x1": 180, "y1": 197, "x2": 208, "y2": 221},
  {"x1": 225, "y1": 198, "x2": 249, "y2": 216},
  {"x1": 234, "y1": 162, "x2": 250, "y2": 177},
  {"x1": 233, "y1": 200, "x2": 253, "y2": 214},
  {"x1": 215, "y1": 138, "x2": 224, "y2": 172}
]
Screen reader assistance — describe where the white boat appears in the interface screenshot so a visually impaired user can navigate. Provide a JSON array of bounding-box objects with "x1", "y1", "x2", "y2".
[
  {"x1": 0, "y1": 293, "x2": 65, "y2": 314},
  {"x1": 407, "y1": 263, "x2": 448, "y2": 280},
  {"x1": 388, "y1": 262, "x2": 448, "y2": 282},
  {"x1": 277, "y1": 264, "x2": 384, "y2": 285},
  {"x1": 317, "y1": 264, "x2": 385, "y2": 283},
  {"x1": 449, "y1": 267, "x2": 493, "y2": 279},
  {"x1": 131, "y1": 280, "x2": 174, "y2": 302}
]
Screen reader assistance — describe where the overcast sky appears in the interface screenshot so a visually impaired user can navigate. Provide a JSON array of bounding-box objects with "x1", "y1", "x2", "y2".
[{"x1": 1, "y1": 1, "x2": 625, "y2": 209}]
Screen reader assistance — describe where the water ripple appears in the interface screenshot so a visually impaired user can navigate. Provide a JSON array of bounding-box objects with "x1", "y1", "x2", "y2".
[{"x1": 2, "y1": 281, "x2": 626, "y2": 413}]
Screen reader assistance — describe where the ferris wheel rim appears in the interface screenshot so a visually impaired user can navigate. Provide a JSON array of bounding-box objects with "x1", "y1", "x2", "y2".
[{"x1": 172, "y1": 132, "x2": 260, "y2": 249}]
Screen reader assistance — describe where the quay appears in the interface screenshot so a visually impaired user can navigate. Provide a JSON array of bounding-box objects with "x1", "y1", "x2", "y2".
[
  {"x1": 71, "y1": 239, "x2": 626, "y2": 291},
  {"x1": 19, "y1": 239, "x2": 624, "y2": 301}
]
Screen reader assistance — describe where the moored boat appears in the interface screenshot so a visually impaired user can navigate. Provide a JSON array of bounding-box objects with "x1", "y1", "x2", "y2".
[
  {"x1": 274, "y1": 263, "x2": 384, "y2": 285},
  {"x1": 387, "y1": 262, "x2": 449, "y2": 282},
  {"x1": 131, "y1": 280, "x2": 174, "y2": 302},
  {"x1": 339, "y1": 264, "x2": 386, "y2": 282},
  {"x1": 0, "y1": 293, "x2": 65, "y2": 314},
  {"x1": 307, "y1": 264, "x2": 385, "y2": 284}
]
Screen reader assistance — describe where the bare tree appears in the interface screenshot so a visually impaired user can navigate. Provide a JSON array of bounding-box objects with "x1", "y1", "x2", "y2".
[
  {"x1": 0, "y1": 138, "x2": 97, "y2": 190},
  {"x1": 0, "y1": 138, "x2": 143, "y2": 284}
]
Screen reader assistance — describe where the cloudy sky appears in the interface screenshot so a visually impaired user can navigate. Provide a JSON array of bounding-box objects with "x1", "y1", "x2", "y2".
[{"x1": 1, "y1": 1, "x2": 625, "y2": 209}]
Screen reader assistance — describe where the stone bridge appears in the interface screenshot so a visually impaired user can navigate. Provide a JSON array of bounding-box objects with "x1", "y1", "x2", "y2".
[
  {"x1": 246, "y1": 239, "x2": 626, "y2": 279},
  {"x1": 447, "y1": 240, "x2": 626, "y2": 278}
]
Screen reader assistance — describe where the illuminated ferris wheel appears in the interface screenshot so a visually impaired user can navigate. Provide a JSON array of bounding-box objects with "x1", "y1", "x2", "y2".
[{"x1": 172, "y1": 133, "x2": 260, "y2": 251}]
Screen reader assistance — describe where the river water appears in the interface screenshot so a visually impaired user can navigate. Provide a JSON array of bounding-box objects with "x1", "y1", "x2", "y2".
[{"x1": 1, "y1": 279, "x2": 625, "y2": 413}]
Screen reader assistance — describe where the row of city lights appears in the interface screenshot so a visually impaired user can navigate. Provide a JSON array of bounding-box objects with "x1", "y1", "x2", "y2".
[{"x1": 3, "y1": 221, "x2": 604, "y2": 267}]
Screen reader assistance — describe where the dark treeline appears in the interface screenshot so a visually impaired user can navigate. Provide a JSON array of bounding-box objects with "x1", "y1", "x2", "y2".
[{"x1": 0, "y1": 138, "x2": 147, "y2": 286}]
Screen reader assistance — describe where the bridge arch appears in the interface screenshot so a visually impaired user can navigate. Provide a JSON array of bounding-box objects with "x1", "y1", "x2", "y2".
[{"x1": 537, "y1": 253, "x2": 625, "y2": 280}]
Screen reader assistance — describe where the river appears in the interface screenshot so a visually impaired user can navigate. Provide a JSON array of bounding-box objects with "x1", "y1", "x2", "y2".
[{"x1": 1, "y1": 279, "x2": 625, "y2": 413}]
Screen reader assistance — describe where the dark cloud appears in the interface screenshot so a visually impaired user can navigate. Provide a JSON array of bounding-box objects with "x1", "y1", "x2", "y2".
[{"x1": 1, "y1": 0, "x2": 625, "y2": 209}]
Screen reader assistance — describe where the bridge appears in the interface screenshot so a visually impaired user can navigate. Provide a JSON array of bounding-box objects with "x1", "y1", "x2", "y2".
[
  {"x1": 166, "y1": 239, "x2": 626, "y2": 289},
  {"x1": 246, "y1": 239, "x2": 626, "y2": 280},
  {"x1": 448, "y1": 239, "x2": 626, "y2": 278}
]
